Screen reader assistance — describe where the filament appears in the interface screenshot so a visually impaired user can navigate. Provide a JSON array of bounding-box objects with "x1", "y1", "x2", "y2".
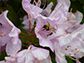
[
  {"x1": 21, "y1": 32, "x2": 29, "y2": 37},
  {"x1": 19, "y1": 36, "x2": 30, "y2": 41}
]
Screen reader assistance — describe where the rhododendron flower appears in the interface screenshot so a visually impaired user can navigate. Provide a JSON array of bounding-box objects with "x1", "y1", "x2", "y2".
[
  {"x1": 35, "y1": 16, "x2": 67, "y2": 51},
  {"x1": 35, "y1": 0, "x2": 70, "y2": 51},
  {"x1": 16, "y1": 45, "x2": 52, "y2": 63},
  {"x1": 54, "y1": 24, "x2": 84, "y2": 63},
  {"x1": 22, "y1": 0, "x2": 53, "y2": 20},
  {"x1": 0, "y1": 10, "x2": 21, "y2": 56},
  {"x1": 66, "y1": 11, "x2": 83, "y2": 33},
  {"x1": 35, "y1": 0, "x2": 83, "y2": 50},
  {"x1": 0, "y1": 45, "x2": 52, "y2": 63},
  {"x1": 22, "y1": 0, "x2": 42, "y2": 20}
]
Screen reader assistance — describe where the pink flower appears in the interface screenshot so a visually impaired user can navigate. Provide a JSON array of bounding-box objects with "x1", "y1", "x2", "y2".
[
  {"x1": 22, "y1": 0, "x2": 42, "y2": 20},
  {"x1": 0, "y1": 10, "x2": 21, "y2": 56},
  {"x1": 22, "y1": 0, "x2": 54, "y2": 20},
  {"x1": 0, "y1": 45, "x2": 52, "y2": 63},
  {"x1": 35, "y1": 0, "x2": 71, "y2": 51},
  {"x1": 54, "y1": 24, "x2": 84, "y2": 63},
  {"x1": 16, "y1": 45, "x2": 52, "y2": 63}
]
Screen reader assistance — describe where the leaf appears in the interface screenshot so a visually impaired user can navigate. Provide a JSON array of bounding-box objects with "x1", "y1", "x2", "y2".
[
  {"x1": 71, "y1": 0, "x2": 76, "y2": 1},
  {"x1": 8, "y1": 0, "x2": 22, "y2": 12},
  {"x1": 0, "y1": 51, "x2": 7, "y2": 61},
  {"x1": 50, "y1": 51, "x2": 56, "y2": 63},
  {"x1": 47, "y1": 0, "x2": 57, "y2": 10},
  {"x1": 0, "y1": 3, "x2": 21, "y2": 26},
  {"x1": 65, "y1": 56, "x2": 74, "y2": 63},
  {"x1": 78, "y1": 0, "x2": 84, "y2": 5}
]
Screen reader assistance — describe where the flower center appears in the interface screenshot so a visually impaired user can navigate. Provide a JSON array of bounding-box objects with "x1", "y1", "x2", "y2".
[{"x1": 42, "y1": 24, "x2": 56, "y2": 36}]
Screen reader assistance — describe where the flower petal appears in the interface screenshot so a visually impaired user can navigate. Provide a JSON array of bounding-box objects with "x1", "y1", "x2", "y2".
[
  {"x1": 31, "y1": 45, "x2": 49, "y2": 60},
  {"x1": 74, "y1": 11, "x2": 83, "y2": 24},
  {"x1": 6, "y1": 39, "x2": 21, "y2": 56}
]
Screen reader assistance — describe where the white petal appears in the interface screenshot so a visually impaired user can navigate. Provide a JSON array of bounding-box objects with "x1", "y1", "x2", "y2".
[
  {"x1": 74, "y1": 11, "x2": 83, "y2": 24},
  {"x1": 31, "y1": 46, "x2": 49, "y2": 60},
  {"x1": 6, "y1": 39, "x2": 21, "y2": 56}
]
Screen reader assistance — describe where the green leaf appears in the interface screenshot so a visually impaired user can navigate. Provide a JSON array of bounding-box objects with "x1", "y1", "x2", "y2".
[
  {"x1": 65, "y1": 56, "x2": 74, "y2": 63},
  {"x1": 8, "y1": 0, "x2": 22, "y2": 12},
  {"x1": 0, "y1": 3, "x2": 21, "y2": 26},
  {"x1": 70, "y1": 0, "x2": 83, "y2": 13},
  {"x1": 47, "y1": 0, "x2": 57, "y2": 10},
  {"x1": 0, "y1": 51, "x2": 7, "y2": 61},
  {"x1": 78, "y1": 0, "x2": 84, "y2": 5},
  {"x1": 71, "y1": 0, "x2": 76, "y2": 1},
  {"x1": 50, "y1": 51, "x2": 56, "y2": 63}
]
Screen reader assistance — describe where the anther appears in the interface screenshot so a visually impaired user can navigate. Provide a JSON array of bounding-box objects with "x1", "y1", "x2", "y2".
[
  {"x1": 67, "y1": 17, "x2": 70, "y2": 21},
  {"x1": 65, "y1": 48, "x2": 67, "y2": 50},
  {"x1": 74, "y1": 53, "x2": 76, "y2": 55},
  {"x1": 30, "y1": 46, "x2": 32, "y2": 50},
  {"x1": 4, "y1": 34, "x2": 7, "y2": 36},
  {"x1": 39, "y1": 60, "x2": 41, "y2": 61},
  {"x1": 67, "y1": 46, "x2": 69, "y2": 48},
  {"x1": 75, "y1": 48, "x2": 77, "y2": 50},
  {"x1": 82, "y1": 40, "x2": 84, "y2": 41},
  {"x1": 69, "y1": 53, "x2": 71, "y2": 55},
  {"x1": 67, "y1": 45, "x2": 71, "y2": 48},
  {"x1": 0, "y1": 35, "x2": 2, "y2": 37},
  {"x1": 77, "y1": 50, "x2": 80, "y2": 52},
  {"x1": 0, "y1": 32, "x2": 3, "y2": 34},
  {"x1": 56, "y1": 24, "x2": 58, "y2": 26},
  {"x1": 70, "y1": 8, "x2": 72, "y2": 14},
  {"x1": 44, "y1": 36, "x2": 47, "y2": 39},
  {"x1": 69, "y1": 45, "x2": 71, "y2": 47},
  {"x1": 71, "y1": 50, "x2": 73, "y2": 52}
]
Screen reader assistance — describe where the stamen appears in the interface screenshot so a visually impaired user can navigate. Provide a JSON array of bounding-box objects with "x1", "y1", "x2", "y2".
[
  {"x1": 67, "y1": 8, "x2": 73, "y2": 21},
  {"x1": 30, "y1": 46, "x2": 32, "y2": 50},
  {"x1": 67, "y1": 45, "x2": 71, "y2": 48},
  {"x1": 66, "y1": 54, "x2": 79, "y2": 61},
  {"x1": 77, "y1": 50, "x2": 80, "y2": 52},
  {"x1": 74, "y1": 53, "x2": 76, "y2": 55},
  {"x1": 33, "y1": 0, "x2": 37, "y2": 5},
  {"x1": 21, "y1": 32, "x2": 29, "y2": 38},
  {"x1": 70, "y1": 8, "x2": 72, "y2": 17},
  {"x1": 4, "y1": 34, "x2": 7, "y2": 36},
  {"x1": 29, "y1": 20, "x2": 31, "y2": 34},
  {"x1": 82, "y1": 40, "x2": 84, "y2": 41},
  {"x1": 75, "y1": 48, "x2": 77, "y2": 50},
  {"x1": 67, "y1": 17, "x2": 70, "y2": 21},
  {"x1": 65, "y1": 48, "x2": 67, "y2": 50},
  {"x1": 71, "y1": 50, "x2": 73, "y2": 52},
  {"x1": 0, "y1": 32, "x2": 3, "y2": 34},
  {"x1": 19, "y1": 36, "x2": 30, "y2": 41},
  {"x1": 0, "y1": 34, "x2": 2, "y2": 37},
  {"x1": 69, "y1": 53, "x2": 71, "y2": 55},
  {"x1": 44, "y1": 36, "x2": 47, "y2": 39},
  {"x1": 70, "y1": 8, "x2": 72, "y2": 14},
  {"x1": 56, "y1": 24, "x2": 58, "y2": 26}
]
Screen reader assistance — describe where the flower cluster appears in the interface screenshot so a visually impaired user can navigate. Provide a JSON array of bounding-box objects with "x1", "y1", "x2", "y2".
[{"x1": 0, "y1": 0, "x2": 84, "y2": 63}]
